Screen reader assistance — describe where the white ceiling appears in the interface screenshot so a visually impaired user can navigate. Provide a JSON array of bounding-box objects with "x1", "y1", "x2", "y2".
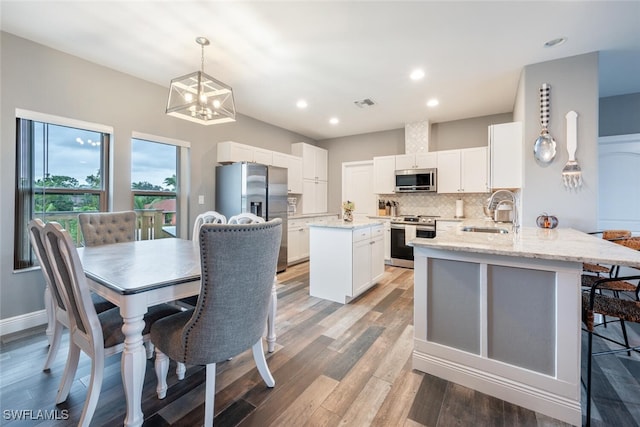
[{"x1": 1, "y1": 1, "x2": 639, "y2": 140}]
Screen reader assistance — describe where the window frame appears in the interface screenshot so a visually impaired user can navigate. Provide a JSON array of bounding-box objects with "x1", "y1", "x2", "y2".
[
  {"x1": 14, "y1": 109, "x2": 112, "y2": 270},
  {"x1": 130, "y1": 132, "x2": 190, "y2": 239}
]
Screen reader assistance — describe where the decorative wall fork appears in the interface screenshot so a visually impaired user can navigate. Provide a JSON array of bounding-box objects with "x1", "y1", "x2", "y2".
[{"x1": 562, "y1": 110, "x2": 582, "y2": 189}]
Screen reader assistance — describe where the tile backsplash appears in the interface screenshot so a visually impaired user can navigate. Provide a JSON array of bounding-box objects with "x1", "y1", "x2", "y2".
[{"x1": 378, "y1": 192, "x2": 490, "y2": 219}]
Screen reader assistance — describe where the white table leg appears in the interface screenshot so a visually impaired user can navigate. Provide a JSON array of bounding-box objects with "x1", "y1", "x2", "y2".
[
  {"x1": 266, "y1": 275, "x2": 277, "y2": 353},
  {"x1": 120, "y1": 301, "x2": 147, "y2": 427}
]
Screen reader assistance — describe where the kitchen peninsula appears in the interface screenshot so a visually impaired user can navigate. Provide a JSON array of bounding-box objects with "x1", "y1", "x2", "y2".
[
  {"x1": 410, "y1": 225, "x2": 640, "y2": 425},
  {"x1": 309, "y1": 219, "x2": 384, "y2": 304}
]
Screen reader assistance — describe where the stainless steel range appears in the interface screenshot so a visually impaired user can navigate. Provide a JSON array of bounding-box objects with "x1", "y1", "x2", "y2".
[{"x1": 390, "y1": 215, "x2": 438, "y2": 268}]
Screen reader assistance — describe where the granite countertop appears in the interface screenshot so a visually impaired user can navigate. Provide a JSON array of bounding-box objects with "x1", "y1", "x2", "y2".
[
  {"x1": 410, "y1": 222, "x2": 640, "y2": 269},
  {"x1": 308, "y1": 219, "x2": 383, "y2": 230},
  {"x1": 288, "y1": 212, "x2": 339, "y2": 219}
]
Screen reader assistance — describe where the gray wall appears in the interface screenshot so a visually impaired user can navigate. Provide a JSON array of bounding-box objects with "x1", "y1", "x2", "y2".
[
  {"x1": 0, "y1": 32, "x2": 314, "y2": 321},
  {"x1": 599, "y1": 92, "x2": 640, "y2": 136},
  {"x1": 516, "y1": 52, "x2": 599, "y2": 231},
  {"x1": 319, "y1": 129, "x2": 404, "y2": 213},
  {"x1": 318, "y1": 113, "x2": 512, "y2": 214},
  {"x1": 430, "y1": 113, "x2": 512, "y2": 151}
]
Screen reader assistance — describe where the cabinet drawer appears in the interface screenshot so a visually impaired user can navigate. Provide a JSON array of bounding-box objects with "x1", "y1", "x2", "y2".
[
  {"x1": 289, "y1": 219, "x2": 306, "y2": 230},
  {"x1": 371, "y1": 225, "x2": 384, "y2": 238},
  {"x1": 353, "y1": 227, "x2": 371, "y2": 243}
]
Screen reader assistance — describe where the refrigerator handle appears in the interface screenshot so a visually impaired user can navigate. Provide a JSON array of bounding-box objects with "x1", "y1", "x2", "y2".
[{"x1": 250, "y1": 201, "x2": 262, "y2": 217}]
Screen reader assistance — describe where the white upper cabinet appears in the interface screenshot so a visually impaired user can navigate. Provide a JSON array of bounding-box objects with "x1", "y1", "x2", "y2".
[
  {"x1": 253, "y1": 147, "x2": 273, "y2": 166},
  {"x1": 292, "y1": 143, "x2": 328, "y2": 214},
  {"x1": 462, "y1": 147, "x2": 488, "y2": 193},
  {"x1": 217, "y1": 141, "x2": 255, "y2": 164},
  {"x1": 292, "y1": 142, "x2": 328, "y2": 181},
  {"x1": 437, "y1": 147, "x2": 488, "y2": 193},
  {"x1": 272, "y1": 152, "x2": 303, "y2": 194},
  {"x1": 436, "y1": 150, "x2": 462, "y2": 193},
  {"x1": 395, "y1": 153, "x2": 437, "y2": 170},
  {"x1": 373, "y1": 155, "x2": 396, "y2": 194},
  {"x1": 302, "y1": 179, "x2": 327, "y2": 214},
  {"x1": 489, "y1": 122, "x2": 523, "y2": 189}
]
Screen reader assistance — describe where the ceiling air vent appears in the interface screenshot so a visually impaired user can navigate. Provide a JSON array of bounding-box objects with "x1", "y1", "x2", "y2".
[{"x1": 354, "y1": 98, "x2": 376, "y2": 108}]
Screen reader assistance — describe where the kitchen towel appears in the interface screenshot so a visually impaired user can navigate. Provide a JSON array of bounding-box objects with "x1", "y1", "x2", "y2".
[{"x1": 405, "y1": 225, "x2": 417, "y2": 245}]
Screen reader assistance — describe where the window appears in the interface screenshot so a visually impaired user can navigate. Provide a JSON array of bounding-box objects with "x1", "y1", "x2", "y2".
[
  {"x1": 131, "y1": 133, "x2": 188, "y2": 239},
  {"x1": 14, "y1": 110, "x2": 111, "y2": 269}
]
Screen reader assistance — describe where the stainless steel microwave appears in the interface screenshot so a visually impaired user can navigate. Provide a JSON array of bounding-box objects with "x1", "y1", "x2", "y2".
[{"x1": 394, "y1": 168, "x2": 437, "y2": 192}]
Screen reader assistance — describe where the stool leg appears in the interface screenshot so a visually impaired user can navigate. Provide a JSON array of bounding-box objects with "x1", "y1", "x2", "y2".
[{"x1": 586, "y1": 327, "x2": 593, "y2": 427}]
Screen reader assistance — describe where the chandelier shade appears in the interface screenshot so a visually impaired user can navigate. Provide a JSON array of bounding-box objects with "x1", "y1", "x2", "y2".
[{"x1": 166, "y1": 37, "x2": 236, "y2": 125}]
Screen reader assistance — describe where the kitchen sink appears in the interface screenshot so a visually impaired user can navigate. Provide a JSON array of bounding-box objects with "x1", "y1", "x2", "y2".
[{"x1": 461, "y1": 226, "x2": 509, "y2": 234}]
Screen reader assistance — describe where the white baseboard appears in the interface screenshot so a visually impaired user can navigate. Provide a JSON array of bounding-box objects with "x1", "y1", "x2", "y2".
[{"x1": 0, "y1": 310, "x2": 47, "y2": 337}]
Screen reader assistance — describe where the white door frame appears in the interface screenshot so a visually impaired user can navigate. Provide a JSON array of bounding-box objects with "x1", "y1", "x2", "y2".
[{"x1": 342, "y1": 160, "x2": 375, "y2": 221}]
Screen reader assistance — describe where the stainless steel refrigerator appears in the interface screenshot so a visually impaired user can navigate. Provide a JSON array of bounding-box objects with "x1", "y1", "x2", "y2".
[{"x1": 215, "y1": 162, "x2": 288, "y2": 272}]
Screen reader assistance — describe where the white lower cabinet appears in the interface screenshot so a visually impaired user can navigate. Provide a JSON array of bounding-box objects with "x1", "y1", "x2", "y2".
[
  {"x1": 287, "y1": 215, "x2": 333, "y2": 265},
  {"x1": 382, "y1": 219, "x2": 391, "y2": 263},
  {"x1": 287, "y1": 218, "x2": 309, "y2": 264},
  {"x1": 309, "y1": 223, "x2": 385, "y2": 304}
]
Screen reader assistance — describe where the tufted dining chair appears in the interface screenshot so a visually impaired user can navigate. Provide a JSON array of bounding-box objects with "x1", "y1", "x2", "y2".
[
  {"x1": 151, "y1": 219, "x2": 282, "y2": 426},
  {"x1": 178, "y1": 211, "x2": 228, "y2": 309},
  {"x1": 78, "y1": 211, "x2": 138, "y2": 247},
  {"x1": 29, "y1": 219, "x2": 115, "y2": 371},
  {"x1": 42, "y1": 222, "x2": 184, "y2": 427},
  {"x1": 228, "y1": 212, "x2": 265, "y2": 224},
  {"x1": 225, "y1": 212, "x2": 279, "y2": 352}
]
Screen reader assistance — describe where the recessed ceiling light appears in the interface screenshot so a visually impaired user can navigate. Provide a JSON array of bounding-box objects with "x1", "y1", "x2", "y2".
[
  {"x1": 544, "y1": 37, "x2": 567, "y2": 48},
  {"x1": 296, "y1": 99, "x2": 308, "y2": 109},
  {"x1": 329, "y1": 117, "x2": 339, "y2": 125},
  {"x1": 426, "y1": 98, "x2": 439, "y2": 107},
  {"x1": 410, "y1": 69, "x2": 425, "y2": 81}
]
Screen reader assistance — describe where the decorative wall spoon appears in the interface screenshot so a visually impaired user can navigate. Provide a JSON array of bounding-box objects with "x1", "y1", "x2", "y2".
[{"x1": 533, "y1": 83, "x2": 556, "y2": 165}]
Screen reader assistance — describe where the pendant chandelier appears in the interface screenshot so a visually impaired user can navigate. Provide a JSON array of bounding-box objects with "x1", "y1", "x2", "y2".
[{"x1": 166, "y1": 37, "x2": 236, "y2": 125}]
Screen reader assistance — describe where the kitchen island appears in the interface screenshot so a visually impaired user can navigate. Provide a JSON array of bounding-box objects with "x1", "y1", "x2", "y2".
[
  {"x1": 309, "y1": 219, "x2": 384, "y2": 303},
  {"x1": 410, "y1": 225, "x2": 640, "y2": 425}
]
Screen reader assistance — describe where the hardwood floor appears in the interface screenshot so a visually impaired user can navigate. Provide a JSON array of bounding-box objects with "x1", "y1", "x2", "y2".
[{"x1": 1, "y1": 263, "x2": 639, "y2": 426}]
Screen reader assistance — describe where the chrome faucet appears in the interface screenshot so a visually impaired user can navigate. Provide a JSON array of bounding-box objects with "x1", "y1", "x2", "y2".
[{"x1": 488, "y1": 189, "x2": 519, "y2": 233}]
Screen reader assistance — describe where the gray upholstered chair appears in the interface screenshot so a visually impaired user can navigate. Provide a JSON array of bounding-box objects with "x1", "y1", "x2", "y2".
[
  {"x1": 78, "y1": 211, "x2": 137, "y2": 246},
  {"x1": 151, "y1": 219, "x2": 282, "y2": 426},
  {"x1": 42, "y1": 222, "x2": 183, "y2": 427},
  {"x1": 28, "y1": 219, "x2": 115, "y2": 371},
  {"x1": 179, "y1": 211, "x2": 228, "y2": 309}
]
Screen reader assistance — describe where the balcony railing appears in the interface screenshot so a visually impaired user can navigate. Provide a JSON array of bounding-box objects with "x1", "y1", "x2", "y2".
[{"x1": 41, "y1": 209, "x2": 173, "y2": 247}]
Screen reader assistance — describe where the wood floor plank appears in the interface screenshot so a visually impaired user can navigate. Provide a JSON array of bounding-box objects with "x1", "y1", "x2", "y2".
[
  {"x1": 323, "y1": 325, "x2": 385, "y2": 381},
  {"x1": 238, "y1": 338, "x2": 337, "y2": 426},
  {"x1": 373, "y1": 324, "x2": 415, "y2": 383},
  {"x1": 371, "y1": 358, "x2": 424, "y2": 427},
  {"x1": 270, "y1": 374, "x2": 339, "y2": 426},
  {"x1": 435, "y1": 382, "x2": 475, "y2": 426},
  {"x1": 304, "y1": 405, "x2": 342, "y2": 427},
  {"x1": 502, "y1": 400, "x2": 538, "y2": 426},
  {"x1": 337, "y1": 376, "x2": 392, "y2": 427},
  {"x1": 408, "y1": 372, "x2": 448, "y2": 426},
  {"x1": 3, "y1": 263, "x2": 640, "y2": 426}
]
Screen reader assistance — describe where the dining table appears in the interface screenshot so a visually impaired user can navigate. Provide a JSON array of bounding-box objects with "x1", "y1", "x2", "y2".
[{"x1": 76, "y1": 237, "x2": 278, "y2": 427}]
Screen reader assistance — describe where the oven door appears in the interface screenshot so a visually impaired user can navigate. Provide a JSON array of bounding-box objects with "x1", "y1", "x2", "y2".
[{"x1": 390, "y1": 224, "x2": 414, "y2": 268}]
